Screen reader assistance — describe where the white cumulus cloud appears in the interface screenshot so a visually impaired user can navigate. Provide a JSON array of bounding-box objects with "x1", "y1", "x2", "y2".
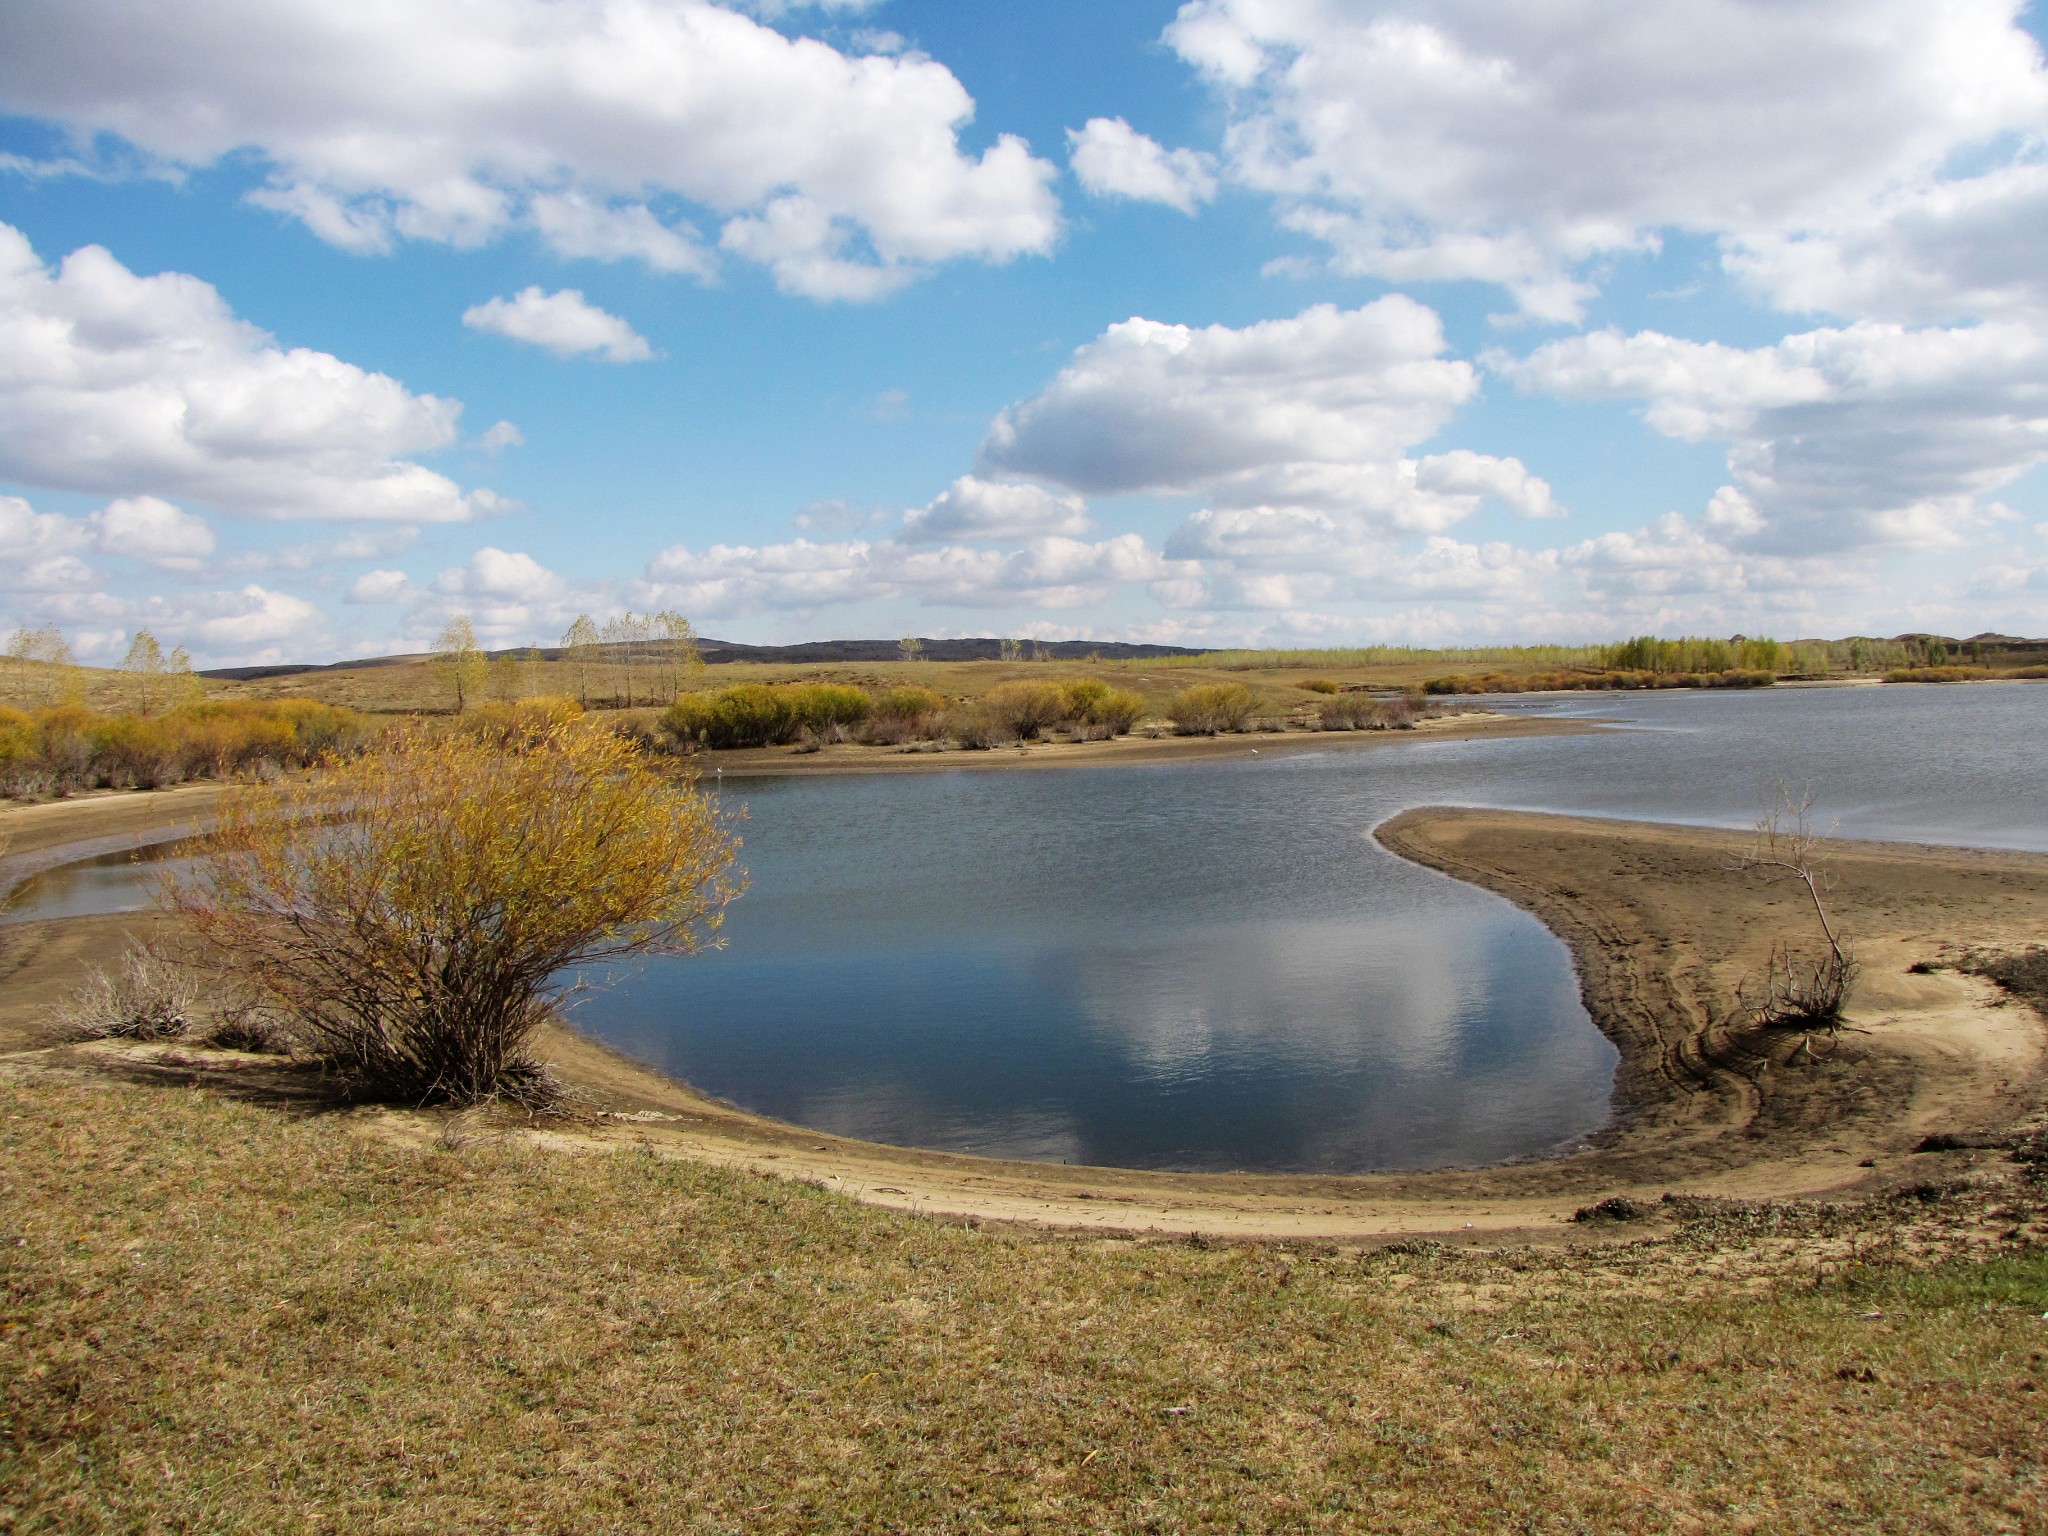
[
  {"x1": 1498, "y1": 320, "x2": 2048, "y2": 551},
  {"x1": 0, "y1": 494, "x2": 94, "y2": 591},
  {"x1": 87, "y1": 495, "x2": 216, "y2": 571},
  {"x1": 901, "y1": 476, "x2": 1093, "y2": 542},
  {"x1": 0, "y1": 222, "x2": 495, "y2": 522},
  {"x1": 0, "y1": 0, "x2": 1061, "y2": 300},
  {"x1": 981, "y1": 298, "x2": 1553, "y2": 532},
  {"x1": 192, "y1": 584, "x2": 323, "y2": 647},
  {"x1": 1068, "y1": 118, "x2": 1218, "y2": 215},
  {"x1": 646, "y1": 531, "x2": 1168, "y2": 615},
  {"x1": 435, "y1": 547, "x2": 565, "y2": 603},
  {"x1": 1164, "y1": 0, "x2": 2048, "y2": 321},
  {"x1": 347, "y1": 569, "x2": 413, "y2": 605},
  {"x1": 463, "y1": 287, "x2": 655, "y2": 362}
]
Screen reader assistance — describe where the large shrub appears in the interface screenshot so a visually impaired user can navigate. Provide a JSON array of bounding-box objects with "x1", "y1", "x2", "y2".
[
  {"x1": 981, "y1": 680, "x2": 1069, "y2": 741},
  {"x1": 660, "y1": 685, "x2": 795, "y2": 749},
  {"x1": 660, "y1": 683, "x2": 878, "y2": 749},
  {"x1": 1061, "y1": 678, "x2": 1145, "y2": 739},
  {"x1": 943, "y1": 702, "x2": 1007, "y2": 750},
  {"x1": 0, "y1": 706, "x2": 43, "y2": 796},
  {"x1": 1166, "y1": 683, "x2": 1257, "y2": 736},
  {"x1": 460, "y1": 696, "x2": 585, "y2": 749},
  {"x1": 861, "y1": 685, "x2": 945, "y2": 744},
  {"x1": 788, "y1": 684, "x2": 874, "y2": 738},
  {"x1": 0, "y1": 699, "x2": 367, "y2": 798},
  {"x1": 173, "y1": 718, "x2": 743, "y2": 1105},
  {"x1": 1315, "y1": 694, "x2": 1416, "y2": 731}
]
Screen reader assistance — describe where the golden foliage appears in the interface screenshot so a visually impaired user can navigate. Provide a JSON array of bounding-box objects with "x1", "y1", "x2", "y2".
[
  {"x1": 0, "y1": 699, "x2": 367, "y2": 796},
  {"x1": 172, "y1": 717, "x2": 743, "y2": 1103},
  {"x1": 1165, "y1": 682, "x2": 1257, "y2": 735}
]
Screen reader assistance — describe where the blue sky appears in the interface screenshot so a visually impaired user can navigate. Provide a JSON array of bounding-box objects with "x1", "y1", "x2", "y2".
[{"x1": 4, "y1": 0, "x2": 2048, "y2": 664}]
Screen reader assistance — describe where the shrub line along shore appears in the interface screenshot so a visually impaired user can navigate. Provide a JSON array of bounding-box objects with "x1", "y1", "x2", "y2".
[{"x1": 5, "y1": 716, "x2": 2045, "y2": 1243}]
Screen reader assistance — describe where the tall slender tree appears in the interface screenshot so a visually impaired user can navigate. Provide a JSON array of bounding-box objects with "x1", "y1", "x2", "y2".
[
  {"x1": 122, "y1": 628, "x2": 168, "y2": 714},
  {"x1": 6, "y1": 624, "x2": 80, "y2": 705},
  {"x1": 435, "y1": 615, "x2": 487, "y2": 714},
  {"x1": 655, "y1": 610, "x2": 703, "y2": 703},
  {"x1": 562, "y1": 615, "x2": 600, "y2": 706}
]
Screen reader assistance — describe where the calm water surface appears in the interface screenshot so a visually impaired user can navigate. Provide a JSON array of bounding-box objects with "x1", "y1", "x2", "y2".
[{"x1": 8, "y1": 684, "x2": 2044, "y2": 1173}]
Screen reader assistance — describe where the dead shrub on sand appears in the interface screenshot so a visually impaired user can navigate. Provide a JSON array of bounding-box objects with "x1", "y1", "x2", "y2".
[
  {"x1": 1315, "y1": 693, "x2": 1416, "y2": 731},
  {"x1": 171, "y1": 718, "x2": 743, "y2": 1106},
  {"x1": 59, "y1": 941, "x2": 199, "y2": 1041},
  {"x1": 1732, "y1": 783, "x2": 1857, "y2": 1034}
]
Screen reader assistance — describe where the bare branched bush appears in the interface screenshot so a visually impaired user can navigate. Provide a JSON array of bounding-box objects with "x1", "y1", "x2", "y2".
[
  {"x1": 1738, "y1": 942, "x2": 1857, "y2": 1033},
  {"x1": 944, "y1": 702, "x2": 1007, "y2": 750},
  {"x1": 1732, "y1": 783, "x2": 1857, "y2": 1032},
  {"x1": 1166, "y1": 683, "x2": 1257, "y2": 735},
  {"x1": 59, "y1": 942, "x2": 199, "y2": 1041},
  {"x1": 855, "y1": 686, "x2": 945, "y2": 745},
  {"x1": 1315, "y1": 693, "x2": 1420, "y2": 731},
  {"x1": 171, "y1": 719, "x2": 744, "y2": 1106},
  {"x1": 982, "y1": 681, "x2": 1068, "y2": 741},
  {"x1": 206, "y1": 1005, "x2": 293, "y2": 1055},
  {"x1": 1061, "y1": 679, "x2": 1145, "y2": 739}
]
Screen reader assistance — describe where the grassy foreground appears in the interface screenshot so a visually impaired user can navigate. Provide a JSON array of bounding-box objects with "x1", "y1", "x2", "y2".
[{"x1": 3, "y1": 1075, "x2": 2044, "y2": 1534}]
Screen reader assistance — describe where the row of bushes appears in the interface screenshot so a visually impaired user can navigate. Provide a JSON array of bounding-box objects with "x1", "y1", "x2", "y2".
[
  {"x1": 660, "y1": 683, "x2": 941, "y2": 749},
  {"x1": 1423, "y1": 668, "x2": 1776, "y2": 696},
  {"x1": 1311, "y1": 694, "x2": 1416, "y2": 731},
  {"x1": 657, "y1": 678, "x2": 1423, "y2": 749},
  {"x1": 1883, "y1": 664, "x2": 2048, "y2": 683},
  {"x1": 659, "y1": 678, "x2": 1151, "y2": 752},
  {"x1": 0, "y1": 700, "x2": 367, "y2": 798}
]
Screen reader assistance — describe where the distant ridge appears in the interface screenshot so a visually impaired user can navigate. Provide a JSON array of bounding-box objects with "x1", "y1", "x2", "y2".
[{"x1": 198, "y1": 636, "x2": 1209, "y2": 682}]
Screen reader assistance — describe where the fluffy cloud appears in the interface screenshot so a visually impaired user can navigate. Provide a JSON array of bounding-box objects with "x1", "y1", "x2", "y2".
[
  {"x1": 462, "y1": 287, "x2": 655, "y2": 362},
  {"x1": 0, "y1": 0, "x2": 1060, "y2": 300},
  {"x1": 1, "y1": 578, "x2": 331, "y2": 665},
  {"x1": 192, "y1": 584, "x2": 322, "y2": 647},
  {"x1": 1164, "y1": 0, "x2": 2048, "y2": 321},
  {"x1": 525, "y1": 194, "x2": 714, "y2": 278},
  {"x1": 981, "y1": 299, "x2": 1555, "y2": 531},
  {"x1": 0, "y1": 491, "x2": 221, "y2": 583},
  {"x1": 0, "y1": 495, "x2": 95, "y2": 592},
  {"x1": 0, "y1": 223, "x2": 496, "y2": 521},
  {"x1": 900, "y1": 476, "x2": 1092, "y2": 542},
  {"x1": 1068, "y1": 118, "x2": 1217, "y2": 215},
  {"x1": 227, "y1": 527, "x2": 418, "y2": 576},
  {"x1": 434, "y1": 547, "x2": 565, "y2": 603},
  {"x1": 347, "y1": 569, "x2": 413, "y2": 605},
  {"x1": 646, "y1": 532, "x2": 1166, "y2": 614},
  {"x1": 1725, "y1": 162, "x2": 2048, "y2": 325},
  {"x1": 1498, "y1": 320, "x2": 2048, "y2": 551},
  {"x1": 88, "y1": 496, "x2": 216, "y2": 571}
]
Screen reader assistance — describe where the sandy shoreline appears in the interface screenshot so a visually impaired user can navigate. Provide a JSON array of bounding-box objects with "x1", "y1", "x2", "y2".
[
  {"x1": 4, "y1": 737, "x2": 2044, "y2": 1243},
  {"x1": 679, "y1": 708, "x2": 1593, "y2": 777}
]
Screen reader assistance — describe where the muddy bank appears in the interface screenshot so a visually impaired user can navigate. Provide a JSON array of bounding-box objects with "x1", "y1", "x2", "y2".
[{"x1": 4, "y1": 791, "x2": 2044, "y2": 1242}]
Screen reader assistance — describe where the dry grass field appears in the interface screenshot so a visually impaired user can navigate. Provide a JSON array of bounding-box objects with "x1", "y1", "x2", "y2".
[
  {"x1": 2, "y1": 1069, "x2": 2044, "y2": 1536},
  {"x1": 194, "y1": 653, "x2": 1413, "y2": 719},
  {"x1": 0, "y1": 647, "x2": 1624, "y2": 721}
]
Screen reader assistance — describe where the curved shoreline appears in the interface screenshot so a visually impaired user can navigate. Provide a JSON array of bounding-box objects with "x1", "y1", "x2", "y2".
[{"x1": 5, "y1": 775, "x2": 2045, "y2": 1242}]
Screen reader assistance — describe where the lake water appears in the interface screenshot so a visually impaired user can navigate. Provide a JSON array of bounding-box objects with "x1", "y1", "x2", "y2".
[{"x1": 6, "y1": 682, "x2": 2043, "y2": 1173}]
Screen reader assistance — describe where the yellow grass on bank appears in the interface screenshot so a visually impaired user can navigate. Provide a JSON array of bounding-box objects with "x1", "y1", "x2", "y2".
[{"x1": 1, "y1": 1069, "x2": 2045, "y2": 1535}]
